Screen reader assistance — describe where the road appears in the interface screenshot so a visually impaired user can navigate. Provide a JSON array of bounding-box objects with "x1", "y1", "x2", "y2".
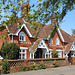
[{"x1": 5, "y1": 65, "x2": 75, "y2": 75}]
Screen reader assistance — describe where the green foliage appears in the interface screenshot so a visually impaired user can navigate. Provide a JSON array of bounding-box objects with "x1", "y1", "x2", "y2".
[
  {"x1": 26, "y1": 66, "x2": 30, "y2": 71},
  {"x1": 52, "y1": 51, "x2": 58, "y2": 58},
  {"x1": 2, "y1": 60, "x2": 10, "y2": 74},
  {"x1": 53, "y1": 62, "x2": 59, "y2": 68},
  {"x1": 22, "y1": 66, "x2": 30, "y2": 71},
  {"x1": 38, "y1": 63, "x2": 46, "y2": 69},
  {"x1": 22, "y1": 66, "x2": 26, "y2": 71},
  {"x1": 72, "y1": 29, "x2": 75, "y2": 35},
  {"x1": 30, "y1": 63, "x2": 36, "y2": 70},
  {"x1": 1, "y1": 43, "x2": 20, "y2": 59}
]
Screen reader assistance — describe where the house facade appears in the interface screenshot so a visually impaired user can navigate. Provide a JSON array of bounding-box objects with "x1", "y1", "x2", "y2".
[{"x1": 0, "y1": 3, "x2": 75, "y2": 63}]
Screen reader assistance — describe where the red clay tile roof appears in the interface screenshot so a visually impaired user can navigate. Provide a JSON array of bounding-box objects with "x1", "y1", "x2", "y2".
[
  {"x1": 38, "y1": 24, "x2": 54, "y2": 38},
  {"x1": 7, "y1": 18, "x2": 44, "y2": 36},
  {"x1": 30, "y1": 38, "x2": 43, "y2": 51},
  {"x1": 7, "y1": 17, "x2": 24, "y2": 33},
  {"x1": 71, "y1": 35, "x2": 75, "y2": 42},
  {"x1": 59, "y1": 28, "x2": 72, "y2": 42},
  {"x1": 25, "y1": 21, "x2": 44, "y2": 36},
  {"x1": 64, "y1": 43, "x2": 72, "y2": 53}
]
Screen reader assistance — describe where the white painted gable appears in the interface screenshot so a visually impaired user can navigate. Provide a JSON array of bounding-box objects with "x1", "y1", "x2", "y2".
[
  {"x1": 38, "y1": 40, "x2": 48, "y2": 52},
  {"x1": 70, "y1": 41, "x2": 75, "y2": 51}
]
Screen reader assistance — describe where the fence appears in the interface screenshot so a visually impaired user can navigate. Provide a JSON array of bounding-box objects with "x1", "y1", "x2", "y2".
[{"x1": 7, "y1": 58, "x2": 68, "y2": 72}]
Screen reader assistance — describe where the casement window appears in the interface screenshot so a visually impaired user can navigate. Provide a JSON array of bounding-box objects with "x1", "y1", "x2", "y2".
[
  {"x1": 19, "y1": 49, "x2": 26, "y2": 59},
  {"x1": 56, "y1": 38, "x2": 59, "y2": 45},
  {"x1": 45, "y1": 49, "x2": 52, "y2": 58},
  {"x1": 56, "y1": 50, "x2": 62, "y2": 58},
  {"x1": 19, "y1": 31, "x2": 25, "y2": 41},
  {"x1": 49, "y1": 38, "x2": 52, "y2": 44}
]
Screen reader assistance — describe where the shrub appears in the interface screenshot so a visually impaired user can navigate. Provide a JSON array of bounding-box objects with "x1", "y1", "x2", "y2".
[
  {"x1": 2, "y1": 60, "x2": 10, "y2": 74},
  {"x1": 52, "y1": 51, "x2": 58, "y2": 58},
  {"x1": 30, "y1": 65, "x2": 36, "y2": 70},
  {"x1": 34, "y1": 67, "x2": 38, "y2": 70},
  {"x1": 22, "y1": 66, "x2": 26, "y2": 71},
  {"x1": 53, "y1": 62, "x2": 59, "y2": 68},
  {"x1": 1, "y1": 43, "x2": 20, "y2": 59},
  {"x1": 38, "y1": 63, "x2": 46, "y2": 69},
  {"x1": 26, "y1": 66, "x2": 30, "y2": 71}
]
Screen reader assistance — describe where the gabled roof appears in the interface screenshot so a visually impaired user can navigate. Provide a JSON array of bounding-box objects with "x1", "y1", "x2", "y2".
[
  {"x1": 29, "y1": 38, "x2": 43, "y2": 51},
  {"x1": 71, "y1": 35, "x2": 75, "y2": 42},
  {"x1": 59, "y1": 28, "x2": 72, "y2": 43},
  {"x1": 7, "y1": 18, "x2": 44, "y2": 37},
  {"x1": 38, "y1": 24, "x2": 54, "y2": 38},
  {"x1": 64, "y1": 43, "x2": 72, "y2": 53},
  {"x1": 29, "y1": 38, "x2": 48, "y2": 52},
  {"x1": 7, "y1": 18, "x2": 24, "y2": 34}
]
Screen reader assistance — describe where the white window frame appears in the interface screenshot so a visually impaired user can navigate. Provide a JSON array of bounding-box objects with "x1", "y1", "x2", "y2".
[
  {"x1": 45, "y1": 49, "x2": 52, "y2": 58},
  {"x1": 19, "y1": 31, "x2": 25, "y2": 41},
  {"x1": 56, "y1": 38, "x2": 59, "y2": 45},
  {"x1": 56, "y1": 50, "x2": 62, "y2": 58},
  {"x1": 19, "y1": 47, "x2": 28, "y2": 59}
]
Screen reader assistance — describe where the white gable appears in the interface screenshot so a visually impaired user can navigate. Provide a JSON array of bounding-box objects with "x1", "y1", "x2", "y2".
[
  {"x1": 38, "y1": 40, "x2": 48, "y2": 52},
  {"x1": 70, "y1": 41, "x2": 75, "y2": 51},
  {"x1": 9, "y1": 23, "x2": 32, "y2": 37}
]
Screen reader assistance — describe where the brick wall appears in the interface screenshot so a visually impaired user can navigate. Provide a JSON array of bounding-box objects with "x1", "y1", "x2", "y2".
[{"x1": 7, "y1": 58, "x2": 68, "y2": 72}]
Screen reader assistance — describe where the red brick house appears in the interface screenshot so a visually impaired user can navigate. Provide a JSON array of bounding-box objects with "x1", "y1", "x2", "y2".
[{"x1": 0, "y1": 3, "x2": 75, "y2": 62}]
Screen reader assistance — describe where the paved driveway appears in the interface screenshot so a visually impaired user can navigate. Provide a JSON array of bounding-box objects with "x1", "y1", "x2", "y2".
[{"x1": 5, "y1": 65, "x2": 75, "y2": 75}]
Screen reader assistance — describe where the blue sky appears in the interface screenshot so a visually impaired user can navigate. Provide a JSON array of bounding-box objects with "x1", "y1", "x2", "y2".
[
  {"x1": 29, "y1": 0, "x2": 75, "y2": 35},
  {"x1": 0, "y1": 0, "x2": 75, "y2": 35}
]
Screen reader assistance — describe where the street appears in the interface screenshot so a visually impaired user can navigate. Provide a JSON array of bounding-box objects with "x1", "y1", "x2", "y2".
[{"x1": 5, "y1": 65, "x2": 75, "y2": 75}]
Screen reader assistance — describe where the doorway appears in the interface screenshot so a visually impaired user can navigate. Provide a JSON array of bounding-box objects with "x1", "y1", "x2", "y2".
[{"x1": 34, "y1": 48, "x2": 42, "y2": 58}]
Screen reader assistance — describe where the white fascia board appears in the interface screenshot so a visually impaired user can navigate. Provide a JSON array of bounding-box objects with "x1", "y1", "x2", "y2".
[
  {"x1": 20, "y1": 47, "x2": 28, "y2": 49},
  {"x1": 57, "y1": 28, "x2": 65, "y2": 42},
  {"x1": 8, "y1": 23, "x2": 32, "y2": 37},
  {"x1": 56, "y1": 50, "x2": 62, "y2": 51},
  {"x1": 15, "y1": 23, "x2": 32, "y2": 37},
  {"x1": 38, "y1": 39, "x2": 49, "y2": 52}
]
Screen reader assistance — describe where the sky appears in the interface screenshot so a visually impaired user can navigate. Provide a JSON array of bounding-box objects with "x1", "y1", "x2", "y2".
[
  {"x1": 0, "y1": 0, "x2": 75, "y2": 35},
  {"x1": 29, "y1": 0, "x2": 75, "y2": 35}
]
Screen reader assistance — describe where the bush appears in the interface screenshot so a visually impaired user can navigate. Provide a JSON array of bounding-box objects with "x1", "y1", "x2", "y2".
[
  {"x1": 38, "y1": 63, "x2": 46, "y2": 69},
  {"x1": 1, "y1": 43, "x2": 20, "y2": 59},
  {"x1": 2, "y1": 60, "x2": 10, "y2": 74},
  {"x1": 52, "y1": 51, "x2": 58, "y2": 58},
  {"x1": 26, "y1": 66, "x2": 30, "y2": 71},
  {"x1": 34, "y1": 67, "x2": 38, "y2": 70},
  {"x1": 22, "y1": 66, "x2": 26, "y2": 71},
  {"x1": 53, "y1": 62, "x2": 59, "y2": 68}
]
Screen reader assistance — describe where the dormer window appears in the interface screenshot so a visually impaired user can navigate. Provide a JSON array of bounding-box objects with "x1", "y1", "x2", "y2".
[
  {"x1": 19, "y1": 31, "x2": 25, "y2": 41},
  {"x1": 49, "y1": 38, "x2": 52, "y2": 44},
  {"x1": 56, "y1": 38, "x2": 59, "y2": 45}
]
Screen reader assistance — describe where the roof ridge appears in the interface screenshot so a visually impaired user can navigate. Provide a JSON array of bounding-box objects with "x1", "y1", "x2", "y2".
[{"x1": 59, "y1": 28, "x2": 71, "y2": 36}]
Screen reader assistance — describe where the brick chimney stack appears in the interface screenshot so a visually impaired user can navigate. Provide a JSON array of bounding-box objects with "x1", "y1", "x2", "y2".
[
  {"x1": 21, "y1": 2, "x2": 30, "y2": 17},
  {"x1": 51, "y1": 14, "x2": 58, "y2": 26}
]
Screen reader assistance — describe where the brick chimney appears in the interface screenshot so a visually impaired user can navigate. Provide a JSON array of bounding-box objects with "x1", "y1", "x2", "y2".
[
  {"x1": 51, "y1": 14, "x2": 58, "y2": 26},
  {"x1": 21, "y1": 2, "x2": 30, "y2": 17}
]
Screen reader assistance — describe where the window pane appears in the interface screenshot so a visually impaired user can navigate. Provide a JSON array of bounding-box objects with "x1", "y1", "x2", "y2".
[
  {"x1": 19, "y1": 49, "x2": 26, "y2": 59},
  {"x1": 56, "y1": 38, "x2": 59, "y2": 45},
  {"x1": 19, "y1": 32, "x2": 25, "y2": 41},
  {"x1": 23, "y1": 50, "x2": 25, "y2": 52},
  {"x1": 49, "y1": 38, "x2": 52, "y2": 44}
]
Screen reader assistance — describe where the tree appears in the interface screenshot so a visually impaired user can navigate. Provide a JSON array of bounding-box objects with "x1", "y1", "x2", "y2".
[
  {"x1": 72, "y1": 29, "x2": 75, "y2": 35},
  {"x1": 1, "y1": 43, "x2": 20, "y2": 59},
  {"x1": 0, "y1": 0, "x2": 75, "y2": 38},
  {"x1": 52, "y1": 51, "x2": 58, "y2": 58},
  {"x1": 0, "y1": 0, "x2": 75, "y2": 24}
]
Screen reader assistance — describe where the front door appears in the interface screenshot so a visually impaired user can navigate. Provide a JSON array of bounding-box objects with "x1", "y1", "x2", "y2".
[{"x1": 34, "y1": 48, "x2": 42, "y2": 58}]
